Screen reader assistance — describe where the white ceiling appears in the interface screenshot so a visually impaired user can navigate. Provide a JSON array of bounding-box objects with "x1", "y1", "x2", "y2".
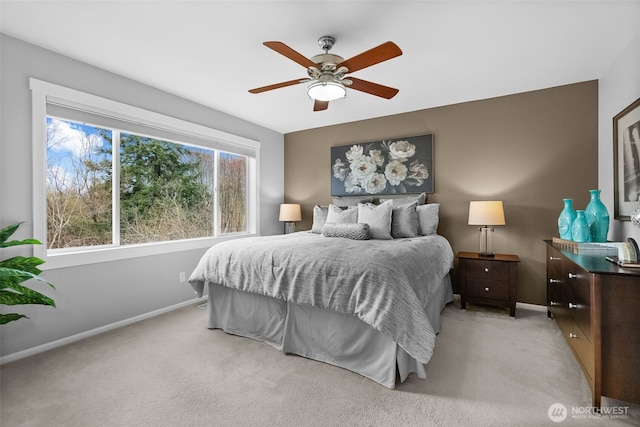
[{"x1": 1, "y1": 1, "x2": 639, "y2": 134}]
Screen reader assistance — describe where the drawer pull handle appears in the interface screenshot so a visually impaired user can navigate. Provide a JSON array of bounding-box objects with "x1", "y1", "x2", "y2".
[
  {"x1": 569, "y1": 332, "x2": 578, "y2": 339},
  {"x1": 549, "y1": 279, "x2": 562, "y2": 284},
  {"x1": 549, "y1": 256, "x2": 561, "y2": 261},
  {"x1": 568, "y1": 273, "x2": 577, "y2": 279},
  {"x1": 549, "y1": 301, "x2": 559, "y2": 306},
  {"x1": 484, "y1": 287, "x2": 490, "y2": 292},
  {"x1": 568, "y1": 302, "x2": 577, "y2": 309},
  {"x1": 484, "y1": 267, "x2": 489, "y2": 273}
]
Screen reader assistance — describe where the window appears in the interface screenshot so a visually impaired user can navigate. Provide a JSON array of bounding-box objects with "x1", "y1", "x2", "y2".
[{"x1": 31, "y1": 79, "x2": 259, "y2": 269}]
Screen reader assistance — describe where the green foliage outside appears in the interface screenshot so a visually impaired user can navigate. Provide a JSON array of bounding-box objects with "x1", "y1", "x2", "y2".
[
  {"x1": 47, "y1": 120, "x2": 247, "y2": 249},
  {"x1": 0, "y1": 223, "x2": 56, "y2": 325}
]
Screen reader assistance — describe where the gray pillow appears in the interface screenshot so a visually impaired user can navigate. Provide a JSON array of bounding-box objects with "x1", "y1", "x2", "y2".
[
  {"x1": 322, "y1": 222, "x2": 371, "y2": 240},
  {"x1": 357, "y1": 200, "x2": 393, "y2": 240},
  {"x1": 390, "y1": 201, "x2": 419, "y2": 238},
  {"x1": 311, "y1": 205, "x2": 329, "y2": 233},
  {"x1": 325, "y1": 204, "x2": 358, "y2": 223},
  {"x1": 380, "y1": 192, "x2": 427, "y2": 206},
  {"x1": 417, "y1": 203, "x2": 440, "y2": 235},
  {"x1": 332, "y1": 196, "x2": 374, "y2": 207}
]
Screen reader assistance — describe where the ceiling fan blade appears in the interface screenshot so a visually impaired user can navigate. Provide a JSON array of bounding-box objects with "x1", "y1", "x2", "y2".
[
  {"x1": 264, "y1": 41, "x2": 317, "y2": 69},
  {"x1": 337, "y1": 41, "x2": 402, "y2": 73},
  {"x1": 347, "y1": 77, "x2": 399, "y2": 99},
  {"x1": 313, "y1": 100, "x2": 329, "y2": 111},
  {"x1": 248, "y1": 78, "x2": 307, "y2": 94}
]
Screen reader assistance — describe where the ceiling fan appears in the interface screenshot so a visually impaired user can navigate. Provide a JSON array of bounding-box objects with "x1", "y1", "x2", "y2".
[{"x1": 248, "y1": 36, "x2": 402, "y2": 112}]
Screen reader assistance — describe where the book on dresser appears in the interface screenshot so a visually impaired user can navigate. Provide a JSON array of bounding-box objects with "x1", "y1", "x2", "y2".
[{"x1": 545, "y1": 239, "x2": 640, "y2": 408}]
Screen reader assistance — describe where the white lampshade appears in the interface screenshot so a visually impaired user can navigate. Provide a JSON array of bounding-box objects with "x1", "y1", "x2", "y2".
[
  {"x1": 468, "y1": 201, "x2": 505, "y2": 257},
  {"x1": 279, "y1": 204, "x2": 302, "y2": 222},
  {"x1": 468, "y1": 201, "x2": 506, "y2": 226},
  {"x1": 307, "y1": 81, "x2": 346, "y2": 102}
]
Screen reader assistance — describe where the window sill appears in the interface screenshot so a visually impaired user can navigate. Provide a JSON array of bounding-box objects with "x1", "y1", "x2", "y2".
[{"x1": 41, "y1": 234, "x2": 258, "y2": 270}]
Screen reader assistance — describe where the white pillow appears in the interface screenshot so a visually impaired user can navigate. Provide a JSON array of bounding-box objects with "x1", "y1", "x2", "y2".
[
  {"x1": 417, "y1": 203, "x2": 440, "y2": 235},
  {"x1": 311, "y1": 205, "x2": 329, "y2": 233},
  {"x1": 380, "y1": 192, "x2": 427, "y2": 206},
  {"x1": 357, "y1": 200, "x2": 393, "y2": 240},
  {"x1": 325, "y1": 204, "x2": 358, "y2": 223}
]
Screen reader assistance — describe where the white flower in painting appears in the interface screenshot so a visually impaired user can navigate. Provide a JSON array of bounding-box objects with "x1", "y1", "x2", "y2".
[
  {"x1": 407, "y1": 162, "x2": 429, "y2": 185},
  {"x1": 344, "y1": 173, "x2": 363, "y2": 193},
  {"x1": 385, "y1": 160, "x2": 408, "y2": 186},
  {"x1": 364, "y1": 173, "x2": 387, "y2": 194},
  {"x1": 369, "y1": 149, "x2": 385, "y2": 167},
  {"x1": 388, "y1": 140, "x2": 416, "y2": 161},
  {"x1": 345, "y1": 145, "x2": 364, "y2": 162},
  {"x1": 350, "y1": 155, "x2": 377, "y2": 181},
  {"x1": 333, "y1": 158, "x2": 348, "y2": 180}
]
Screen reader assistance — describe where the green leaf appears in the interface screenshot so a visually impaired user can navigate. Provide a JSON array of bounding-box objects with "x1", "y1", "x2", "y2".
[
  {"x1": 0, "y1": 238, "x2": 42, "y2": 249},
  {"x1": 0, "y1": 223, "x2": 21, "y2": 244},
  {"x1": 0, "y1": 256, "x2": 45, "y2": 275},
  {"x1": 0, "y1": 288, "x2": 55, "y2": 307},
  {"x1": 0, "y1": 313, "x2": 29, "y2": 325},
  {"x1": 0, "y1": 267, "x2": 55, "y2": 289},
  {"x1": 0, "y1": 223, "x2": 42, "y2": 248}
]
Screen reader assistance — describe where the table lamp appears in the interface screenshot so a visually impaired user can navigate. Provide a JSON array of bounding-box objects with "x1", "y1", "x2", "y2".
[
  {"x1": 468, "y1": 201, "x2": 506, "y2": 257},
  {"x1": 279, "y1": 203, "x2": 301, "y2": 234}
]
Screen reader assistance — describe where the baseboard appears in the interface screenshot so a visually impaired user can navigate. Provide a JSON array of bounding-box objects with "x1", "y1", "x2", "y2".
[{"x1": 0, "y1": 296, "x2": 206, "y2": 365}]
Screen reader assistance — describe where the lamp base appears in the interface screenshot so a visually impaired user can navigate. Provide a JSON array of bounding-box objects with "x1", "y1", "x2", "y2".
[
  {"x1": 478, "y1": 252, "x2": 496, "y2": 257},
  {"x1": 284, "y1": 222, "x2": 296, "y2": 234},
  {"x1": 478, "y1": 226, "x2": 495, "y2": 257}
]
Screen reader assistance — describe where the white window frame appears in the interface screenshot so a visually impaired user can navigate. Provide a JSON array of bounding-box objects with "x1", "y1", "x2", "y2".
[{"x1": 31, "y1": 78, "x2": 260, "y2": 270}]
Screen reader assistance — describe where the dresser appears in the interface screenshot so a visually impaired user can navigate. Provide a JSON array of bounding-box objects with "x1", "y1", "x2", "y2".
[
  {"x1": 457, "y1": 252, "x2": 519, "y2": 317},
  {"x1": 545, "y1": 240, "x2": 640, "y2": 408}
]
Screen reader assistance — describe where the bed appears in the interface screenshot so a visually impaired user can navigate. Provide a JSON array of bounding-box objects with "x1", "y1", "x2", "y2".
[{"x1": 189, "y1": 202, "x2": 454, "y2": 388}]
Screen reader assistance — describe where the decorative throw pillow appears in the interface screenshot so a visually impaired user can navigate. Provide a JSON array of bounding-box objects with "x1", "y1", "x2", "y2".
[
  {"x1": 311, "y1": 205, "x2": 329, "y2": 233},
  {"x1": 325, "y1": 204, "x2": 358, "y2": 223},
  {"x1": 322, "y1": 222, "x2": 371, "y2": 240},
  {"x1": 390, "y1": 201, "x2": 419, "y2": 238},
  {"x1": 380, "y1": 192, "x2": 427, "y2": 206},
  {"x1": 332, "y1": 196, "x2": 374, "y2": 207},
  {"x1": 357, "y1": 200, "x2": 393, "y2": 240},
  {"x1": 417, "y1": 203, "x2": 440, "y2": 235}
]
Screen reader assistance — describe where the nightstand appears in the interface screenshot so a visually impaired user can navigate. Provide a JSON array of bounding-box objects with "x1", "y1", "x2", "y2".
[{"x1": 457, "y1": 252, "x2": 520, "y2": 317}]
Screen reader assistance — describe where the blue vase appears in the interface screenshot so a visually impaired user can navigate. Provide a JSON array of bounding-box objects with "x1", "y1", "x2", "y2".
[
  {"x1": 584, "y1": 189, "x2": 609, "y2": 243},
  {"x1": 558, "y1": 199, "x2": 577, "y2": 240},
  {"x1": 572, "y1": 210, "x2": 590, "y2": 243}
]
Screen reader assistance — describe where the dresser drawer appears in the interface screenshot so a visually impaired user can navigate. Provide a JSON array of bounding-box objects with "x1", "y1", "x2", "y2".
[
  {"x1": 466, "y1": 278, "x2": 510, "y2": 300},
  {"x1": 564, "y1": 263, "x2": 592, "y2": 340},
  {"x1": 465, "y1": 259, "x2": 511, "y2": 281},
  {"x1": 555, "y1": 309, "x2": 595, "y2": 383}
]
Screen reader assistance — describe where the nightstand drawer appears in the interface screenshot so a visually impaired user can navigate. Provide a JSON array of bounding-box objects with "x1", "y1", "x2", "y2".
[
  {"x1": 466, "y1": 279, "x2": 510, "y2": 300},
  {"x1": 465, "y1": 259, "x2": 511, "y2": 281}
]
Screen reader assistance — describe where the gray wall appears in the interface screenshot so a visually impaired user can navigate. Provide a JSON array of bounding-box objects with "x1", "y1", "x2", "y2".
[
  {"x1": 0, "y1": 34, "x2": 284, "y2": 358},
  {"x1": 598, "y1": 33, "x2": 640, "y2": 243}
]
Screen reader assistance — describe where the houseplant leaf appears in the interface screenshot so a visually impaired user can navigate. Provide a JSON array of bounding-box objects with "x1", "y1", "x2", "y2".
[
  {"x1": 0, "y1": 313, "x2": 29, "y2": 325},
  {"x1": 0, "y1": 223, "x2": 56, "y2": 324}
]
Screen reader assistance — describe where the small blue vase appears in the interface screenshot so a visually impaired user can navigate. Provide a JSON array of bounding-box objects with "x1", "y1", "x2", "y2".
[
  {"x1": 558, "y1": 199, "x2": 577, "y2": 240},
  {"x1": 572, "y1": 210, "x2": 591, "y2": 243},
  {"x1": 585, "y1": 189, "x2": 609, "y2": 243}
]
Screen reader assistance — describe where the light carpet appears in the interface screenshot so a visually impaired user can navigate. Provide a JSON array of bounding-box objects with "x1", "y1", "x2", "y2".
[{"x1": 1, "y1": 298, "x2": 638, "y2": 427}]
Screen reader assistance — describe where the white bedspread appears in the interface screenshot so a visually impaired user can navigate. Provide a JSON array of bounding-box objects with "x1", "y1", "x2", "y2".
[{"x1": 189, "y1": 232, "x2": 454, "y2": 363}]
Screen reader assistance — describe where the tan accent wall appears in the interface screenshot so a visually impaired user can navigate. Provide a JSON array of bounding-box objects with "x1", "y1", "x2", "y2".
[{"x1": 284, "y1": 81, "x2": 598, "y2": 305}]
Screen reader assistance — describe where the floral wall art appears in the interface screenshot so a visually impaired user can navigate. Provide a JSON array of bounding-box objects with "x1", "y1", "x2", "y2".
[{"x1": 331, "y1": 134, "x2": 433, "y2": 196}]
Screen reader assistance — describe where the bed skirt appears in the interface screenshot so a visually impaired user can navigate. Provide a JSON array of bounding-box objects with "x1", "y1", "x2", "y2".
[{"x1": 205, "y1": 274, "x2": 452, "y2": 389}]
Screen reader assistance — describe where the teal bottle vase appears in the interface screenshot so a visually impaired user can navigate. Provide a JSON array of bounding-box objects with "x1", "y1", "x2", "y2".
[
  {"x1": 558, "y1": 199, "x2": 577, "y2": 240},
  {"x1": 571, "y1": 210, "x2": 591, "y2": 243},
  {"x1": 584, "y1": 189, "x2": 609, "y2": 243}
]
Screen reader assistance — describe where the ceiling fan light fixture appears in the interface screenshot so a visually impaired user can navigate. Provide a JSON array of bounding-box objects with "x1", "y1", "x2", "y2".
[{"x1": 307, "y1": 80, "x2": 346, "y2": 102}]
